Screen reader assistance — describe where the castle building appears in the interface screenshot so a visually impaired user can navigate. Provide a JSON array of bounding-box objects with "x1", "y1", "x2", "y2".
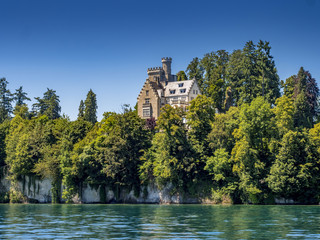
[{"x1": 137, "y1": 57, "x2": 201, "y2": 119}]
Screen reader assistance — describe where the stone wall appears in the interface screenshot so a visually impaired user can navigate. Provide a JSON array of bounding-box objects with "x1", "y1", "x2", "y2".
[{"x1": 137, "y1": 80, "x2": 160, "y2": 119}]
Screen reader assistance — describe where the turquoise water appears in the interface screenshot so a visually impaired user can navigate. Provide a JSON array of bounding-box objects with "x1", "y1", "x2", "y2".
[{"x1": 0, "y1": 204, "x2": 320, "y2": 239}]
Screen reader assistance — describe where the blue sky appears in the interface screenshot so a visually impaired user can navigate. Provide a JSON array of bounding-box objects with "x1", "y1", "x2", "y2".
[{"x1": 0, "y1": 0, "x2": 319, "y2": 120}]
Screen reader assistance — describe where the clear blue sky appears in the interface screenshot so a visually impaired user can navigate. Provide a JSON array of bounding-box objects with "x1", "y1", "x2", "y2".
[{"x1": 1, "y1": 0, "x2": 319, "y2": 120}]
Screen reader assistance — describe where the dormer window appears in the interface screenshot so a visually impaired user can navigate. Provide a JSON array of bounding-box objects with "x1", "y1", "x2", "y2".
[
  {"x1": 145, "y1": 98, "x2": 150, "y2": 104},
  {"x1": 170, "y1": 90, "x2": 176, "y2": 94},
  {"x1": 180, "y1": 89, "x2": 186, "y2": 93},
  {"x1": 178, "y1": 83, "x2": 184, "y2": 87}
]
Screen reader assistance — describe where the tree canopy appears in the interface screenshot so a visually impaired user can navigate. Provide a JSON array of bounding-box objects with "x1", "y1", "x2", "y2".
[{"x1": 0, "y1": 40, "x2": 319, "y2": 204}]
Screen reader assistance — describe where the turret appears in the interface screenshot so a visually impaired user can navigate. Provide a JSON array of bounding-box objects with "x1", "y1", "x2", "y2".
[{"x1": 162, "y1": 57, "x2": 172, "y2": 81}]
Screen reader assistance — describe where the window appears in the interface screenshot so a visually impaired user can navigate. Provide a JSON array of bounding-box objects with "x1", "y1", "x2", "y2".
[
  {"x1": 196, "y1": 90, "x2": 198, "y2": 94},
  {"x1": 180, "y1": 88, "x2": 186, "y2": 93},
  {"x1": 145, "y1": 98, "x2": 150, "y2": 104},
  {"x1": 143, "y1": 108, "x2": 150, "y2": 117},
  {"x1": 146, "y1": 90, "x2": 149, "y2": 96},
  {"x1": 178, "y1": 83, "x2": 184, "y2": 87},
  {"x1": 170, "y1": 90, "x2": 176, "y2": 94},
  {"x1": 193, "y1": 90, "x2": 195, "y2": 94}
]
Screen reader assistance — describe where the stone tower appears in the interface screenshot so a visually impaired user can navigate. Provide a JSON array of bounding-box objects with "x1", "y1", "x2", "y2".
[{"x1": 162, "y1": 57, "x2": 172, "y2": 82}]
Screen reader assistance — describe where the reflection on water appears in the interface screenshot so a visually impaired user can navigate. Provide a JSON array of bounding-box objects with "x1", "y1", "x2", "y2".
[{"x1": 0, "y1": 204, "x2": 320, "y2": 239}]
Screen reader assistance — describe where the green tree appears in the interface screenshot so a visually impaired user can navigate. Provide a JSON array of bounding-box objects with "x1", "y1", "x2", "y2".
[
  {"x1": 187, "y1": 95, "x2": 215, "y2": 157},
  {"x1": 236, "y1": 41, "x2": 259, "y2": 105},
  {"x1": 281, "y1": 75, "x2": 295, "y2": 98},
  {"x1": 226, "y1": 49, "x2": 243, "y2": 106},
  {"x1": 305, "y1": 70, "x2": 319, "y2": 120},
  {"x1": 267, "y1": 130, "x2": 318, "y2": 202},
  {"x1": 186, "y1": 57, "x2": 204, "y2": 82},
  {"x1": 272, "y1": 95, "x2": 294, "y2": 137},
  {"x1": 140, "y1": 105, "x2": 196, "y2": 192},
  {"x1": 231, "y1": 97, "x2": 276, "y2": 203},
  {"x1": 284, "y1": 67, "x2": 319, "y2": 128},
  {"x1": 200, "y1": 50, "x2": 229, "y2": 112},
  {"x1": 176, "y1": 71, "x2": 187, "y2": 81},
  {"x1": 13, "y1": 86, "x2": 31, "y2": 107},
  {"x1": 255, "y1": 40, "x2": 280, "y2": 104},
  {"x1": 208, "y1": 106, "x2": 240, "y2": 154},
  {"x1": 0, "y1": 120, "x2": 10, "y2": 166},
  {"x1": 84, "y1": 89, "x2": 97, "y2": 124},
  {"x1": 204, "y1": 148, "x2": 238, "y2": 203},
  {"x1": 78, "y1": 100, "x2": 85, "y2": 119},
  {"x1": 309, "y1": 123, "x2": 320, "y2": 156},
  {"x1": 227, "y1": 41, "x2": 280, "y2": 106},
  {"x1": 0, "y1": 78, "x2": 13, "y2": 123},
  {"x1": 293, "y1": 92, "x2": 312, "y2": 128},
  {"x1": 224, "y1": 86, "x2": 233, "y2": 111},
  {"x1": 33, "y1": 88, "x2": 61, "y2": 119},
  {"x1": 99, "y1": 108, "x2": 151, "y2": 192},
  {"x1": 62, "y1": 107, "x2": 150, "y2": 201}
]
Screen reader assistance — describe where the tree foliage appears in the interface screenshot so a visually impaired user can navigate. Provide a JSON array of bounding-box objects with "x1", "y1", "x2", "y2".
[
  {"x1": 0, "y1": 78, "x2": 13, "y2": 123},
  {"x1": 267, "y1": 130, "x2": 319, "y2": 202},
  {"x1": 13, "y1": 86, "x2": 31, "y2": 107},
  {"x1": 33, "y1": 88, "x2": 61, "y2": 120},
  {"x1": 0, "y1": 41, "x2": 320, "y2": 204},
  {"x1": 176, "y1": 71, "x2": 187, "y2": 81},
  {"x1": 84, "y1": 89, "x2": 97, "y2": 124},
  {"x1": 78, "y1": 100, "x2": 85, "y2": 120}
]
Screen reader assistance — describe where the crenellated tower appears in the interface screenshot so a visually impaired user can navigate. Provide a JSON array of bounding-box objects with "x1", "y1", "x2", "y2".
[
  {"x1": 161, "y1": 57, "x2": 172, "y2": 82},
  {"x1": 147, "y1": 57, "x2": 175, "y2": 88}
]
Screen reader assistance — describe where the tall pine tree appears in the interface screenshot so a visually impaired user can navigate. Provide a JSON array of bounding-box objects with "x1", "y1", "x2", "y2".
[
  {"x1": 13, "y1": 86, "x2": 31, "y2": 106},
  {"x1": 84, "y1": 89, "x2": 97, "y2": 123},
  {"x1": 0, "y1": 78, "x2": 13, "y2": 123},
  {"x1": 286, "y1": 67, "x2": 320, "y2": 128},
  {"x1": 78, "y1": 100, "x2": 85, "y2": 119},
  {"x1": 33, "y1": 88, "x2": 61, "y2": 119}
]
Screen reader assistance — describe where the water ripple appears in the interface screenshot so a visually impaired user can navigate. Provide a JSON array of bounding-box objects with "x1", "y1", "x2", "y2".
[{"x1": 0, "y1": 204, "x2": 320, "y2": 239}]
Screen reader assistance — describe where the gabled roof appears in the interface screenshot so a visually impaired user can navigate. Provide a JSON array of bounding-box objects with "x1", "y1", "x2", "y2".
[
  {"x1": 164, "y1": 79, "x2": 196, "y2": 97},
  {"x1": 137, "y1": 79, "x2": 163, "y2": 100}
]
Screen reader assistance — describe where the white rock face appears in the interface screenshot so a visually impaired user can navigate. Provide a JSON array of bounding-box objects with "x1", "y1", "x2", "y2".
[
  {"x1": 0, "y1": 175, "x2": 53, "y2": 203},
  {"x1": 81, "y1": 184, "x2": 101, "y2": 203},
  {"x1": 275, "y1": 198, "x2": 295, "y2": 204},
  {"x1": 19, "y1": 177, "x2": 52, "y2": 203},
  {"x1": 0, "y1": 176, "x2": 200, "y2": 204}
]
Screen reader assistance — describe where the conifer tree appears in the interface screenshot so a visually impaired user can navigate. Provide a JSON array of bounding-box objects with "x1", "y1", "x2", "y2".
[
  {"x1": 0, "y1": 78, "x2": 13, "y2": 123},
  {"x1": 78, "y1": 100, "x2": 85, "y2": 119},
  {"x1": 186, "y1": 57, "x2": 204, "y2": 82},
  {"x1": 84, "y1": 89, "x2": 97, "y2": 124},
  {"x1": 13, "y1": 86, "x2": 31, "y2": 106},
  {"x1": 227, "y1": 41, "x2": 280, "y2": 106},
  {"x1": 286, "y1": 67, "x2": 320, "y2": 128},
  {"x1": 33, "y1": 88, "x2": 61, "y2": 119}
]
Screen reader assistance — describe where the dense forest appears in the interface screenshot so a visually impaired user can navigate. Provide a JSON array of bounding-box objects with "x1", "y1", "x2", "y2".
[{"x1": 0, "y1": 40, "x2": 319, "y2": 204}]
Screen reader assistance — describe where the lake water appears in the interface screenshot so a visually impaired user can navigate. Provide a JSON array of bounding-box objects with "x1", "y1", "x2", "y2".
[{"x1": 0, "y1": 204, "x2": 320, "y2": 239}]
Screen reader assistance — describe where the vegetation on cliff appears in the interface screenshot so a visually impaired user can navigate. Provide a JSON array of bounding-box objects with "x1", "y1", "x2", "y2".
[{"x1": 0, "y1": 40, "x2": 319, "y2": 204}]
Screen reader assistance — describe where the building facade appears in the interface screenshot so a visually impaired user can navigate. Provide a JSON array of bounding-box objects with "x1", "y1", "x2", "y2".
[{"x1": 137, "y1": 57, "x2": 201, "y2": 119}]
